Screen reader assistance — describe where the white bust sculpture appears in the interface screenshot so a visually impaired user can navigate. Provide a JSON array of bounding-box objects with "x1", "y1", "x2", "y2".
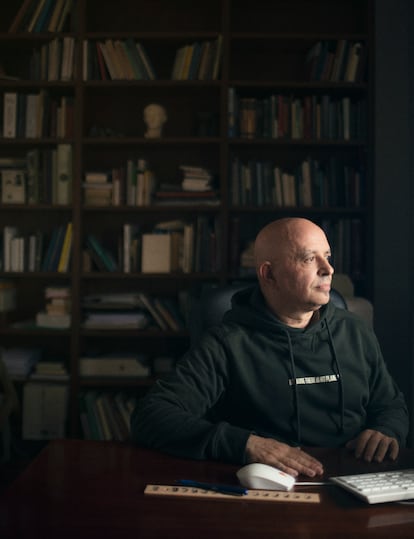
[{"x1": 143, "y1": 103, "x2": 167, "y2": 138}]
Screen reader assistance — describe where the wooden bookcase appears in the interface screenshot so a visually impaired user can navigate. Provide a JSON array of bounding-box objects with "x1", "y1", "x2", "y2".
[{"x1": 0, "y1": 0, "x2": 373, "y2": 441}]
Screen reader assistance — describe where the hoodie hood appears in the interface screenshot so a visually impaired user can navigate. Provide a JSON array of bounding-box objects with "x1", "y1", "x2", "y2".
[{"x1": 223, "y1": 284, "x2": 333, "y2": 332}]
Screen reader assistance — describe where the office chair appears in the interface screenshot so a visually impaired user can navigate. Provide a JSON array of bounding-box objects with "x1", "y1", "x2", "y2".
[
  {"x1": 0, "y1": 355, "x2": 19, "y2": 462},
  {"x1": 190, "y1": 281, "x2": 347, "y2": 345}
]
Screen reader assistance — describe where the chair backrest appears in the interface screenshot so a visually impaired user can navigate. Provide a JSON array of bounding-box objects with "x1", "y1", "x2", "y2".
[
  {"x1": 190, "y1": 282, "x2": 347, "y2": 345},
  {"x1": 0, "y1": 355, "x2": 19, "y2": 462}
]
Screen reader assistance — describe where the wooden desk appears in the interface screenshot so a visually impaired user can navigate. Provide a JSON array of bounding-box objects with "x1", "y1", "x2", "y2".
[{"x1": 1, "y1": 440, "x2": 413, "y2": 539}]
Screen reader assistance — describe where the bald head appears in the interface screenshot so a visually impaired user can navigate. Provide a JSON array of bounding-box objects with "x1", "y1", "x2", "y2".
[{"x1": 254, "y1": 218, "x2": 327, "y2": 271}]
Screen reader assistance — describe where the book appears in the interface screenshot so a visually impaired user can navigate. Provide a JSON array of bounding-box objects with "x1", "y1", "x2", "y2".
[
  {"x1": 182, "y1": 223, "x2": 194, "y2": 273},
  {"x1": 44, "y1": 285, "x2": 70, "y2": 300},
  {"x1": 60, "y1": 36, "x2": 75, "y2": 81},
  {"x1": 81, "y1": 390, "x2": 104, "y2": 440},
  {"x1": 188, "y1": 41, "x2": 202, "y2": 80},
  {"x1": 97, "y1": 42, "x2": 117, "y2": 80},
  {"x1": 171, "y1": 45, "x2": 188, "y2": 79},
  {"x1": 31, "y1": 360, "x2": 69, "y2": 381},
  {"x1": 47, "y1": 0, "x2": 66, "y2": 31},
  {"x1": 93, "y1": 40, "x2": 108, "y2": 80},
  {"x1": 113, "y1": 392, "x2": 134, "y2": 436},
  {"x1": 3, "y1": 226, "x2": 18, "y2": 271},
  {"x1": 26, "y1": 148, "x2": 40, "y2": 204},
  {"x1": 55, "y1": 143, "x2": 72, "y2": 205},
  {"x1": 141, "y1": 233, "x2": 172, "y2": 273},
  {"x1": 198, "y1": 41, "x2": 212, "y2": 80},
  {"x1": 41, "y1": 226, "x2": 63, "y2": 271},
  {"x1": 124, "y1": 38, "x2": 146, "y2": 79},
  {"x1": 85, "y1": 171, "x2": 110, "y2": 183},
  {"x1": 78, "y1": 392, "x2": 93, "y2": 439},
  {"x1": 212, "y1": 35, "x2": 223, "y2": 80},
  {"x1": 94, "y1": 393, "x2": 112, "y2": 440},
  {"x1": 22, "y1": 382, "x2": 68, "y2": 439},
  {"x1": 3, "y1": 92, "x2": 17, "y2": 138},
  {"x1": 153, "y1": 298, "x2": 181, "y2": 331},
  {"x1": 86, "y1": 234, "x2": 118, "y2": 272},
  {"x1": 25, "y1": 93, "x2": 39, "y2": 138},
  {"x1": 47, "y1": 37, "x2": 61, "y2": 81},
  {"x1": 105, "y1": 393, "x2": 130, "y2": 441},
  {"x1": 36, "y1": 311, "x2": 71, "y2": 329},
  {"x1": 46, "y1": 224, "x2": 66, "y2": 271},
  {"x1": 180, "y1": 44, "x2": 194, "y2": 80},
  {"x1": 345, "y1": 42, "x2": 363, "y2": 82},
  {"x1": 122, "y1": 223, "x2": 140, "y2": 273},
  {"x1": 82, "y1": 311, "x2": 148, "y2": 329},
  {"x1": 57, "y1": 221, "x2": 73, "y2": 272},
  {"x1": 114, "y1": 40, "x2": 135, "y2": 80},
  {"x1": 55, "y1": 0, "x2": 73, "y2": 32},
  {"x1": 33, "y1": 0, "x2": 55, "y2": 32},
  {"x1": 27, "y1": 0, "x2": 48, "y2": 32},
  {"x1": 8, "y1": 0, "x2": 34, "y2": 32},
  {"x1": 331, "y1": 39, "x2": 348, "y2": 81},
  {"x1": 80, "y1": 354, "x2": 150, "y2": 377},
  {"x1": 136, "y1": 292, "x2": 168, "y2": 330},
  {"x1": 135, "y1": 42, "x2": 156, "y2": 79},
  {"x1": 105, "y1": 39, "x2": 123, "y2": 79},
  {"x1": 82, "y1": 292, "x2": 144, "y2": 310},
  {"x1": 99, "y1": 393, "x2": 124, "y2": 441},
  {"x1": 1, "y1": 169, "x2": 26, "y2": 203}
]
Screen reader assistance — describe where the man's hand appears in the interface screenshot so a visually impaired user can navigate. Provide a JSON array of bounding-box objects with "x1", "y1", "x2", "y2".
[
  {"x1": 346, "y1": 429, "x2": 399, "y2": 462},
  {"x1": 245, "y1": 434, "x2": 324, "y2": 477}
]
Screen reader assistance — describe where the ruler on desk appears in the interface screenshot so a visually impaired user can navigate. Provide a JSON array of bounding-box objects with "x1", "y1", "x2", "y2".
[{"x1": 144, "y1": 485, "x2": 320, "y2": 503}]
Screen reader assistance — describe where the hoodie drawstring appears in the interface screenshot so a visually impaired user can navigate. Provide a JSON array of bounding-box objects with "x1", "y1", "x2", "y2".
[
  {"x1": 286, "y1": 320, "x2": 345, "y2": 445},
  {"x1": 325, "y1": 320, "x2": 345, "y2": 434},
  {"x1": 286, "y1": 330, "x2": 302, "y2": 444}
]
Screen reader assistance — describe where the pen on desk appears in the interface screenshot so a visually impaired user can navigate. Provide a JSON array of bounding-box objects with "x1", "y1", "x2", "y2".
[{"x1": 177, "y1": 479, "x2": 248, "y2": 496}]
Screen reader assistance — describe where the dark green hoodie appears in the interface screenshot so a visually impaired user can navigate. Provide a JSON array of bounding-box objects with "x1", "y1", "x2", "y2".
[{"x1": 131, "y1": 286, "x2": 408, "y2": 463}]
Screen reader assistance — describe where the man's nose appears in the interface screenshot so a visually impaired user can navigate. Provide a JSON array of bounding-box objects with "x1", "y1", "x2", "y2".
[{"x1": 319, "y1": 257, "x2": 334, "y2": 275}]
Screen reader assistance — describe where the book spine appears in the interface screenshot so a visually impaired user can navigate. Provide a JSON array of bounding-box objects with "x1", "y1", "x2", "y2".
[
  {"x1": 57, "y1": 222, "x2": 73, "y2": 272},
  {"x1": 3, "y1": 92, "x2": 17, "y2": 138},
  {"x1": 26, "y1": 148, "x2": 40, "y2": 204},
  {"x1": 55, "y1": 143, "x2": 72, "y2": 205}
]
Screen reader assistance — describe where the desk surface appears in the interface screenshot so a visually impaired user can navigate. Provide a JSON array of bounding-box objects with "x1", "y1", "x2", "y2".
[{"x1": 1, "y1": 440, "x2": 414, "y2": 539}]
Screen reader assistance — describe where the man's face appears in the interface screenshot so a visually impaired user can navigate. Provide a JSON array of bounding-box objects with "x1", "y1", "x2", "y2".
[{"x1": 272, "y1": 225, "x2": 334, "y2": 310}]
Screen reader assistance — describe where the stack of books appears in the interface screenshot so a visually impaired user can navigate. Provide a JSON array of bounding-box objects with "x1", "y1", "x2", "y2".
[
  {"x1": 82, "y1": 292, "x2": 148, "y2": 329},
  {"x1": 153, "y1": 166, "x2": 219, "y2": 206},
  {"x1": 83, "y1": 171, "x2": 113, "y2": 206},
  {"x1": 35, "y1": 285, "x2": 71, "y2": 329},
  {"x1": 79, "y1": 353, "x2": 150, "y2": 378},
  {"x1": 30, "y1": 360, "x2": 69, "y2": 381},
  {"x1": 180, "y1": 165, "x2": 213, "y2": 191},
  {"x1": 82, "y1": 311, "x2": 148, "y2": 330}
]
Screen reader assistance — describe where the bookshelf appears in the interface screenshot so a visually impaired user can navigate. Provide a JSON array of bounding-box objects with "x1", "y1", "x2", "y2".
[{"x1": 0, "y1": 0, "x2": 373, "y2": 442}]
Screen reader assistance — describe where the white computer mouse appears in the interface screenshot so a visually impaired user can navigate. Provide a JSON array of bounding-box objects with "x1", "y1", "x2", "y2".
[{"x1": 236, "y1": 463, "x2": 296, "y2": 491}]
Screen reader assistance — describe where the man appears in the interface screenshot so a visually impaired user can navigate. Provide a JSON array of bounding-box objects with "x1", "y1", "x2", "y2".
[{"x1": 131, "y1": 218, "x2": 408, "y2": 477}]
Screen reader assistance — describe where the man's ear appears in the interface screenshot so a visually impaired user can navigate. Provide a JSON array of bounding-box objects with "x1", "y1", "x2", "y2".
[{"x1": 258, "y1": 261, "x2": 274, "y2": 282}]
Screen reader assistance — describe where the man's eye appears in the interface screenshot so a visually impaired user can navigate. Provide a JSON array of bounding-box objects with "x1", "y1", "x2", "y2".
[{"x1": 305, "y1": 257, "x2": 314, "y2": 263}]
